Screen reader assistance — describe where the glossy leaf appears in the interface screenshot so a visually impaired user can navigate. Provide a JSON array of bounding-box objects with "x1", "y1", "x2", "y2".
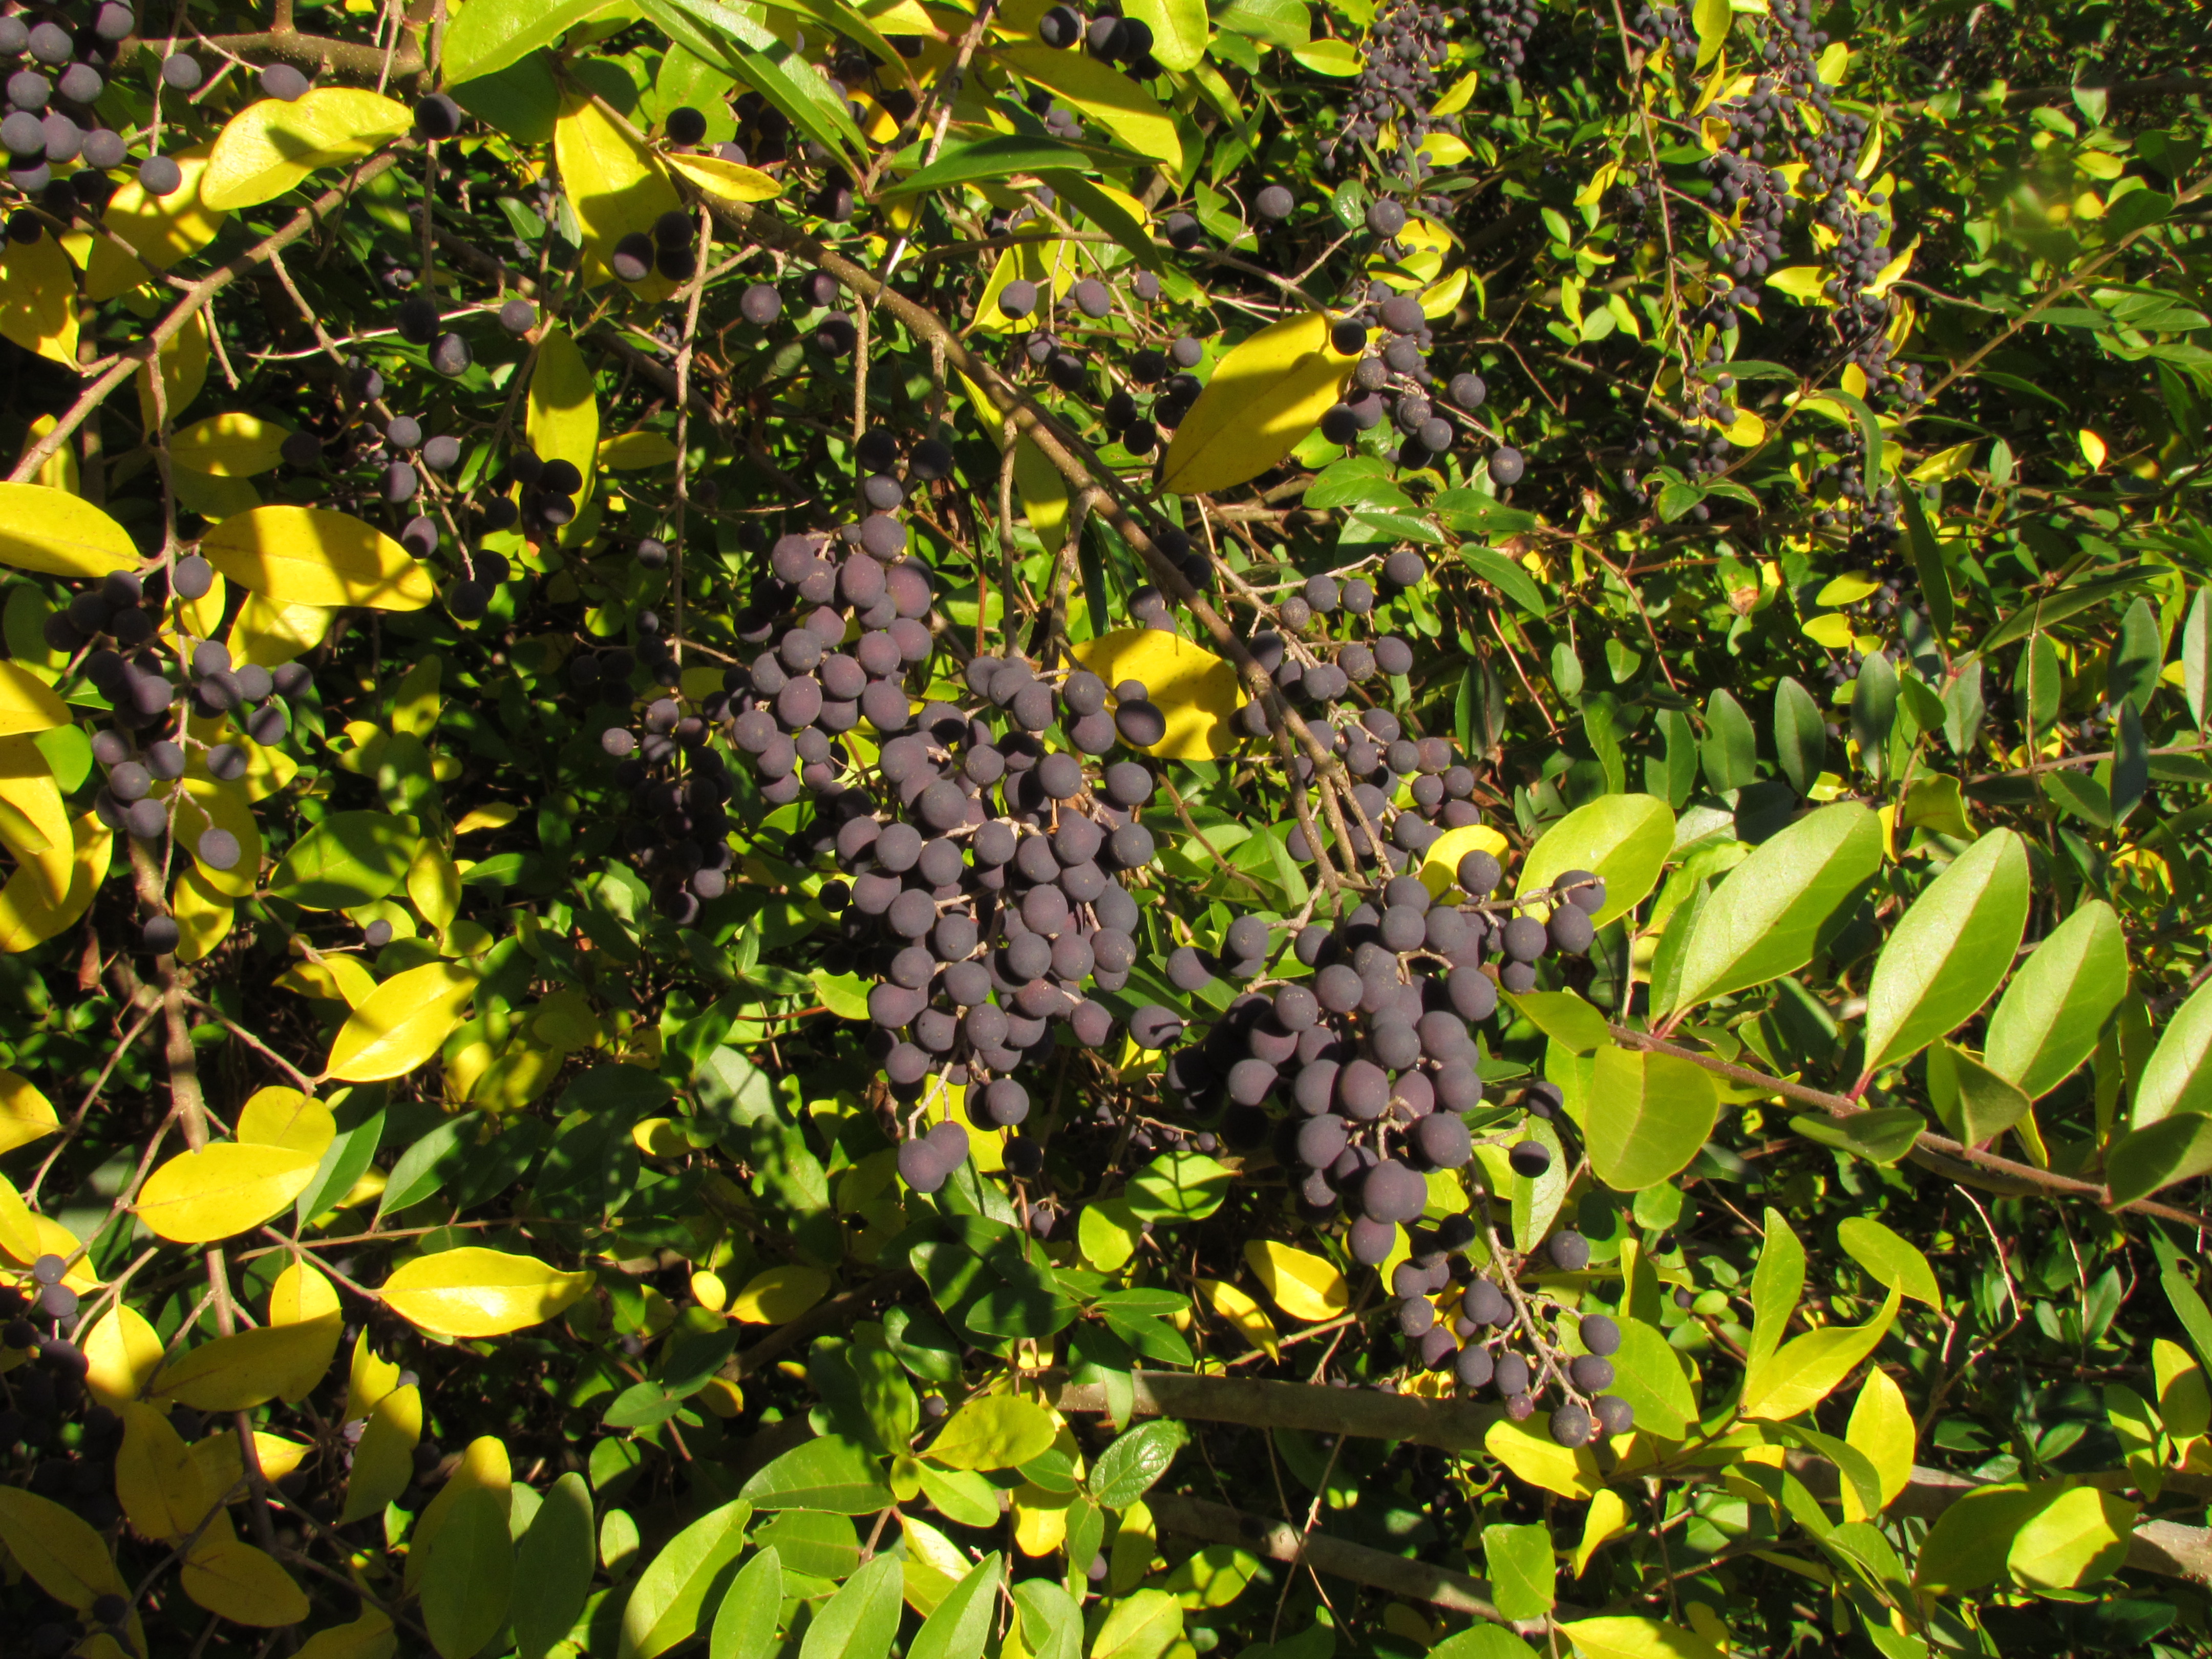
[
  {"x1": 270, "y1": 812, "x2": 420, "y2": 909},
  {"x1": 708, "y1": 1544, "x2": 783, "y2": 1659},
  {"x1": 1836, "y1": 1216, "x2": 1941, "y2": 1307},
  {"x1": 740, "y1": 1435, "x2": 894, "y2": 1513},
  {"x1": 1604, "y1": 1319, "x2": 1696, "y2": 1440},
  {"x1": 728, "y1": 1264, "x2": 833, "y2": 1324},
  {"x1": 665, "y1": 150, "x2": 784, "y2": 203},
  {"x1": 1913, "y1": 1484, "x2": 2056, "y2": 1592},
  {"x1": 1584, "y1": 1046, "x2": 1718, "y2": 1190},
  {"x1": 1861, "y1": 829, "x2": 2030, "y2": 1073},
  {"x1": 202, "y1": 90, "x2": 413, "y2": 210},
  {"x1": 1160, "y1": 311, "x2": 1357, "y2": 495},
  {"x1": 619, "y1": 1498, "x2": 752, "y2": 1659},
  {"x1": 909, "y1": 1552, "x2": 1003, "y2": 1659},
  {"x1": 1559, "y1": 1616, "x2": 1722, "y2": 1659},
  {"x1": 797, "y1": 1552, "x2": 903, "y2": 1659},
  {"x1": 554, "y1": 92, "x2": 685, "y2": 297},
  {"x1": 420, "y1": 1486, "x2": 514, "y2": 1659},
  {"x1": 151, "y1": 1319, "x2": 342, "y2": 1411},
  {"x1": 992, "y1": 45, "x2": 1183, "y2": 170},
  {"x1": 172, "y1": 412, "x2": 292, "y2": 477},
  {"x1": 1242, "y1": 1240, "x2": 1347, "y2": 1322},
  {"x1": 0, "y1": 483, "x2": 139, "y2": 580},
  {"x1": 1669, "y1": 802, "x2": 1881, "y2": 1011},
  {"x1": 1088, "y1": 1420, "x2": 1187, "y2": 1509},
  {"x1": 0, "y1": 1067, "x2": 58, "y2": 1154},
  {"x1": 2007, "y1": 1487, "x2": 2136, "y2": 1590},
  {"x1": 2130, "y1": 974, "x2": 2212, "y2": 1126},
  {"x1": 1740, "y1": 1288, "x2": 1899, "y2": 1421},
  {"x1": 1926, "y1": 1041, "x2": 2033, "y2": 1147},
  {"x1": 1516, "y1": 793, "x2": 1674, "y2": 926},
  {"x1": 1842, "y1": 1369, "x2": 1915, "y2": 1520},
  {"x1": 928, "y1": 1395, "x2": 1057, "y2": 1471},
  {"x1": 202, "y1": 506, "x2": 434, "y2": 611},
  {"x1": 137, "y1": 1142, "x2": 322, "y2": 1244},
  {"x1": 1090, "y1": 1587, "x2": 1185, "y2": 1659},
  {"x1": 325, "y1": 961, "x2": 478, "y2": 1082},
  {"x1": 116, "y1": 1401, "x2": 212, "y2": 1543},
  {"x1": 441, "y1": 0, "x2": 605, "y2": 82}
]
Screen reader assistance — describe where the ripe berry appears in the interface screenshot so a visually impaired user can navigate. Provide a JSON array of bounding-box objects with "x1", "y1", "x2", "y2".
[
  {"x1": 611, "y1": 232, "x2": 654, "y2": 283},
  {"x1": 1507, "y1": 1140, "x2": 1550, "y2": 1178},
  {"x1": 260, "y1": 63, "x2": 310, "y2": 101},
  {"x1": 665, "y1": 105, "x2": 709, "y2": 145},
  {"x1": 136, "y1": 154, "x2": 182, "y2": 196},
  {"x1": 159, "y1": 53, "x2": 202, "y2": 91},
  {"x1": 1256, "y1": 184, "x2": 1295, "y2": 221},
  {"x1": 1489, "y1": 446, "x2": 1526, "y2": 486},
  {"x1": 413, "y1": 93, "x2": 463, "y2": 138},
  {"x1": 1365, "y1": 199, "x2": 1407, "y2": 237}
]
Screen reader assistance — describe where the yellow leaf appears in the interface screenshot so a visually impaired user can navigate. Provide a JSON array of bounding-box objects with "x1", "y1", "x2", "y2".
[
  {"x1": 157, "y1": 775, "x2": 260, "y2": 897},
  {"x1": 1573, "y1": 1488, "x2": 1630, "y2": 1577},
  {"x1": 266, "y1": 1258, "x2": 344, "y2": 1397},
  {"x1": 344, "y1": 1327, "x2": 402, "y2": 1423},
  {"x1": 1841, "y1": 1368, "x2": 1915, "y2": 1521},
  {"x1": 0, "y1": 230, "x2": 78, "y2": 367},
  {"x1": 82, "y1": 1305, "x2": 165, "y2": 1409},
  {"x1": 152, "y1": 1316, "x2": 343, "y2": 1411},
  {"x1": 0, "y1": 735, "x2": 68, "y2": 901},
  {"x1": 0, "y1": 1166, "x2": 41, "y2": 1262},
  {"x1": 138, "y1": 1141, "x2": 319, "y2": 1244},
  {"x1": 992, "y1": 44, "x2": 1182, "y2": 171},
  {"x1": 1067, "y1": 629, "x2": 1247, "y2": 761},
  {"x1": 404, "y1": 1434, "x2": 511, "y2": 1593},
  {"x1": 2156, "y1": 1337, "x2": 2212, "y2": 1442},
  {"x1": 201, "y1": 505, "x2": 434, "y2": 611},
  {"x1": 183, "y1": 1530, "x2": 311, "y2": 1626},
  {"x1": 554, "y1": 92, "x2": 684, "y2": 297},
  {"x1": 1420, "y1": 266, "x2": 1467, "y2": 318},
  {"x1": 528, "y1": 324, "x2": 602, "y2": 504},
  {"x1": 87, "y1": 145, "x2": 226, "y2": 302},
  {"x1": 597, "y1": 430, "x2": 679, "y2": 471},
  {"x1": 296, "y1": 1608, "x2": 398, "y2": 1659},
  {"x1": 1762, "y1": 265, "x2": 1831, "y2": 304},
  {"x1": 189, "y1": 1429, "x2": 312, "y2": 1502},
  {"x1": 173, "y1": 863, "x2": 237, "y2": 963},
  {"x1": 407, "y1": 840, "x2": 462, "y2": 934},
  {"x1": 1418, "y1": 822, "x2": 1512, "y2": 899},
  {"x1": 0, "y1": 1486, "x2": 132, "y2": 1608},
  {"x1": 0, "y1": 482, "x2": 139, "y2": 582},
  {"x1": 2007, "y1": 1486, "x2": 2136, "y2": 1590},
  {"x1": 340, "y1": 1384, "x2": 421, "y2": 1524},
  {"x1": 117, "y1": 1401, "x2": 214, "y2": 1542},
  {"x1": 1724, "y1": 407, "x2": 1766, "y2": 447},
  {"x1": 1242, "y1": 1240, "x2": 1348, "y2": 1323},
  {"x1": 231, "y1": 590, "x2": 336, "y2": 664},
  {"x1": 1560, "y1": 1615, "x2": 1723, "y2": 1659},
  {"x1": 12, "y1": 1212, "x2": 96, "y2": 1289},
  {"x1": 1800, "y1": 613, "x2": 1855, "y2": 650},
  {"x1": 1198, "y1": 1278, "x2": 1278, "y2": 1359},
  {"x1": 1010, "y1": 1486, "x2": 1072, "y2": 1561},
  {"x1": 1741, "y1": 1288, "x2": 1900, "y2": 1421},
  {"x1": 664, "y1": 149, "x2": 784, "y2": 203},
  {"x1": 325, "y1": 960, "x2": 478, "y2": 1081},
  {"x1": 1908, "y1": 440, "x2": 1976, "y2": 484},
  {"x1": 235, "y1": 1088, "x2": 336, "y2": 1159},
  {"x1": 0, "y1": 1067, "x2": 59, "y2": 1155},
  {"x1": 1162, "y1": 310, "x2": 1358, "y2": 495},
  {"x1": 1485, "y1": 1416, "x2": 1603, "y2": 1498},
  {"x1": 173, "y1": 412, "x2": 293, "y2": 477},
  {"x1": 728, "y1": 1264, "x2": 834, "y2": 1324},
  {"x1": 1838, "y1": 360, "x2": 1868, "y2": 400},
  {"x1": 201, "y1": 89, "x2": 413, "y2": 212},
  {"x1": 380, "y1": 1246, "x2": 593, "y2": 1337},
  {"x1": 2079, "y1": 429, "x2": 2108, "y2": 469},
  {"x1": 0, "y1": 811, "x2": 111, "y2": 954}
]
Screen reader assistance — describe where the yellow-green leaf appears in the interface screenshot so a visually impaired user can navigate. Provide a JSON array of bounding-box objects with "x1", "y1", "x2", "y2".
[
  {"x1": 1160, "y1": 310, "x2": 1357, "y2": 495},
  {"x1": 151, "y1": 1319, "x2": 343, "y2": 1411},
  {"x1": 137, "y1": 1142, "x2": 323, "y2": 1243},
  {"x1": 325, "y1": 960, "x2": 478, "y2": 1081},
  {"x1": 182, "y1": 1532, "x2": 311, "y2": 1626},
  {"x1": 406, "y1": 1435, "x2": 512, "y2": 1594},
  {"x1": 201, "y1": 90, "x2": 413, "y2": 212},
  {"x1": 529, "y1": 324, "x2": 602, "y2": 505},
  {"x1": 87, "y1": 145, "x2": 225, "y2": 301},
  {"x1": 597, "y1": 431, "x2": 679, "y2": 471},
  {"x1": 1418, "y1": 821, "x2": 1513, "y2": 899},
  {"x1": 664, "y1": 149, "x2": 783, "y2": 203},
  {"x1": 1561, "y1": 1615, "x2": 1723, "y2": 1659},
  {"x1": 0, "y1": 230, "x2": 78, "y2": 367},
  {"x1": 992, "y1": 45, "x2": 1183, "y2": 171},
  {"x1": 421, "y1": 1486, "x2": 515, "y2": 1659},
  {"x1": 0, "y1": 1486, "x2": 132, "y2": 1608},
  {"x1": 1841, "y1": 1368, "x2": 1914, "y2": 1521},
  {"x1": 0, "y1": 482, "x2": 139, "y2": 581},
  {"x1": 1486, "y1": 1416, "x2": 1604, "y2": 1498},
  {"x1": 2007, "y1": 1486, "x2": 2136, "y2": 1590},
  {"x1": 1741, "y1": 1287, "x2": 1900, "y2": 1421},
  {"x1": 1836, "y1": 1216, "x2": 1941, "y2": 1308},
  {"x1": 0, "y1": 1067, "x2": 57, "y2": 1154},
  {"x1": 236, "y1": 1087, "x2": 337, "y2": 1159},
  {"x1": 296, "y1": 1608, "x2": 398, "y2": 1659},
  {"x1": 1199, "y1": 1279, "x2": 1279, "y2": 1359},
  {"x1": 0, "y1": 809, "x2": 107, "y2": 952},
  {"x1": 1909, "y1": 440, "x2": 1977, "y2": 484},
  {"x1": 927, "y1": 1395, "x2": 1058, "y2": 1471},
  {"x1": 82, "y1": 1304, "x2": 165, "y2": 1410},
  {"x1": 173, "y1": 412, "x2": 292, "y2": 477},
  {"x1": 201, "y1": 506, "x2": 435, "y2": 611},
  {"x1": 1762, "y1": 265, "x2": 1830, "y2": 304},
  {"x1": 554, "y1": 91, "x2": 685, "y2": 296},
  {"x1": 728, "y1": 1264, "x2": 833, "y2": 1324},
  {"x1": 117, "y1": 1401, "x2": 213, "y2": 1543},
  {"x1": 1242, "y1": 1240, "x2": 1347, "y2": 1323},
  {"x1": 1067, "y1": 629, "x2": 1246, "y2": 761},
  {"x1": 341, "y1": 1385, "x2": 422, "y2": 1524},
  {"x1": 380, "y1": 1246, "x2": 594, "y2": 1337},
  {"x1": 1089, "y1": 1586, "x2": 1183, "y2": 1659}
]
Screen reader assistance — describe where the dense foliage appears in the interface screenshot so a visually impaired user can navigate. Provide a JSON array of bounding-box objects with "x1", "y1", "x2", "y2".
[{"x1": 1, "y1": 0, "x2": 2210, "y2": 1656}]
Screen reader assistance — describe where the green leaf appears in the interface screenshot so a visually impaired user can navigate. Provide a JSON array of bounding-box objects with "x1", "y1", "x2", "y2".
[
  {"x1": 1457, "y1": 544, "x2": 1548, "y2": 616},
  {"x1": 750, "y1": 1512, "x2": 857, "y2": 1581},
  {"x1": 1926, "y1": 1042, "x2": 2033, "y2": 1147},
  {"x1": 515, "y1": 1474, "x2": 595, "y2": 1659},
  {"x1": 909, "y1": 1554, "x2": 1003, "y2": 1659},
  {"x1": 1510, "y1": 1113, "x2": 1568, "y2": 1254},
  {"x1": 890, "y1": 133, "x2": 1153, "y2": 195},
  {"x1": 709, "y1": 1546, "x2": 782, "y2": 1659},
  {"x1": 376, "y1": 1112, "x2": 477, "y2": 1222},
  {"x1": 1836, "y1": 1217, "x2": 1941, "y2": 1307},
  {"x1": 1980, "y1": 571, "x2": 2152, "y2": 654},
  {"x1": 1984, "y1": 901, "x2": 2128, "y2": 1099},
  {"x1": 1124, "y1": 1151, "x2": 1230, "y2": 1222},
  {"x1": 269, "y1": 811, "x2": 418, "y2": 909},
  {"x1": 1211, "y1": 0, "x2": 1310, "y2": 48},
  {"x1": 1089, "y1": 1588, "x2": 1184, "y2": 1659},
  {"x1": 992, "y1": 45, "x2": 1184, "y2": 171},
  {"x1": 2183, "y1": 586, "x2": 2210, "y2": 731},
  {"x1": 1860, "y1": 829, "x2": 2031, "y2": 1073},
  {"x1": 928, "y1": 1395, "x2": 1057, "y2": 1471},
  {"x1": 1699, "y1": 688, "x2": 1757, "y2": 794},
  {"x1": 1849, "y1": 650, "x2": 1897, "y2": 781},
  {"x1": 1289, "y1": 37, "x2": 1362, "y2": 74},
  {"x1": 439, "y1": 0, "x2": 601, "y2": 82},
  {"x1": 2113, "y1": 702, "x2": 2149, "y2": 827},
  {"x1": 1039, "y1": 172, "x2": 1161, "y2": 269},
  {"x1": 1745, "y1": 1208, "x2": 1805, "y2": 1381},
  {"x1": 1583, "y1": 1046, "x2": 1718, "y2": 1192},
  {"x1": 1502, "y1": 989, "x2": 1610, "y2": 1054},
  {"x1": 738, "y1": 1436, "x2": 892, "y2": 1514},
  {"x1": 2130, "y1": 968, "x2": 2212, "y2": 1129},
  {"x1": 2008, "y1": 1486, "x2": 2137, "y2": 1590},
  {"x1": 1913, "y1": 1484, "x2": 2057, "y2": 1592},
  {"x1": 1014, "y1": 1579, "x2": 1086, "y2": 1659},
  {"x1": 1900, "y1": 488, "x2": 1953, "y2": 640},
  {"x1": 420, "y1": 1486, "x2": 514, "y2": 1659},
  {"x1": 1773, "y1": 676, "x2": 1825, "y2": 796},
  {"x1": 1798, "y1": 386, "x2": 1885, "y2": 484},
  {"x1": 1482, "y1": 1523, "x2": 1556, "y2": 1620},
  {"x1": 1088, "y1": 1420, "x2": 1188, "y2": 1509},
  {"x1": 1740, "y1": 1288, "x2": 1900, "y2": 1421},
  {"x1": 1516, "y1": 793, "x2": 1675, "y2": 926},
  {"x1": 1789, "y1": 1108, "x2": 1923, "y2": 1165},
  {"x1": 1431, "y1": 1629, "x2": 1535, "y2": 1659},
  {"x1": 1669, "y1": 802, "x2": 1883, "y2": 1012},
  {"x1": 2108, "y1": 1113, "x2": 2212, "y2": 1205},
  {"x1": 1605, "y1": 1319, "x2": 1696, "y2": 1440},
  {"x1": 1121, "y1": 0, "x2": 1209, "y2": 70},
  {"x1": 618, "y1": 1498, "x2": 752, "y2": 1659},
  {"x1": 1692, "y1": 0, "x2": 1731, "y2": 66},
  {"x1": 797, "y1": 1554, "x2": 902, "y2": 1659}
]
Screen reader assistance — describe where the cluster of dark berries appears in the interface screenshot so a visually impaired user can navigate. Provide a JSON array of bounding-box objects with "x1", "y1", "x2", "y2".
[
  {"x1": 1809, "y1": 458, "x2": 1901, "y2": 543},
  {"x1": 4, "y1": 1274, "x2": 131, "y2": 1531},
  {"x1": 1469, "y1": 0, "x2": 1540, "y2": 86},
  {"x1": 1626, "y1": 0, "x2": 1696, "y2": 62},
  {"x1": 597, "y1": 689, "x2": 740, "y2": 926},
  {"x1": 391, "y1": 290, "x2": 475, "y2": 380},
  {"x1": 1034, "y1": 4, "x2": 1164, "y2": 79},
  {"x1": 1318, "y1": 294, "x2": 1506, "y2": 481},
  {"x1": 1322, "y1": 0, "x2": 1463, "y2": 173},
  {"x1": 1, "y1": 1, "x2": 138, "y2": 218}
]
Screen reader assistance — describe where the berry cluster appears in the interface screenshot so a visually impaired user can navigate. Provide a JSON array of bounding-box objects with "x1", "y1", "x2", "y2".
[
  {"x1": 1035, "y1": 5, "x2": 1165, "y2": 81},
  {"x1": 1319, "y1": 291, "x2": 1508, "y2": 481},
  {"x1": 1323, "y1": 0, "x2": 1463, "y2": 173},
  {"x1": 1468, "y1": 0, "x2": 1541, "y2": 86},
  {"x1": 1, "y1": 1, "x2": 132, "y2": 221}
]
